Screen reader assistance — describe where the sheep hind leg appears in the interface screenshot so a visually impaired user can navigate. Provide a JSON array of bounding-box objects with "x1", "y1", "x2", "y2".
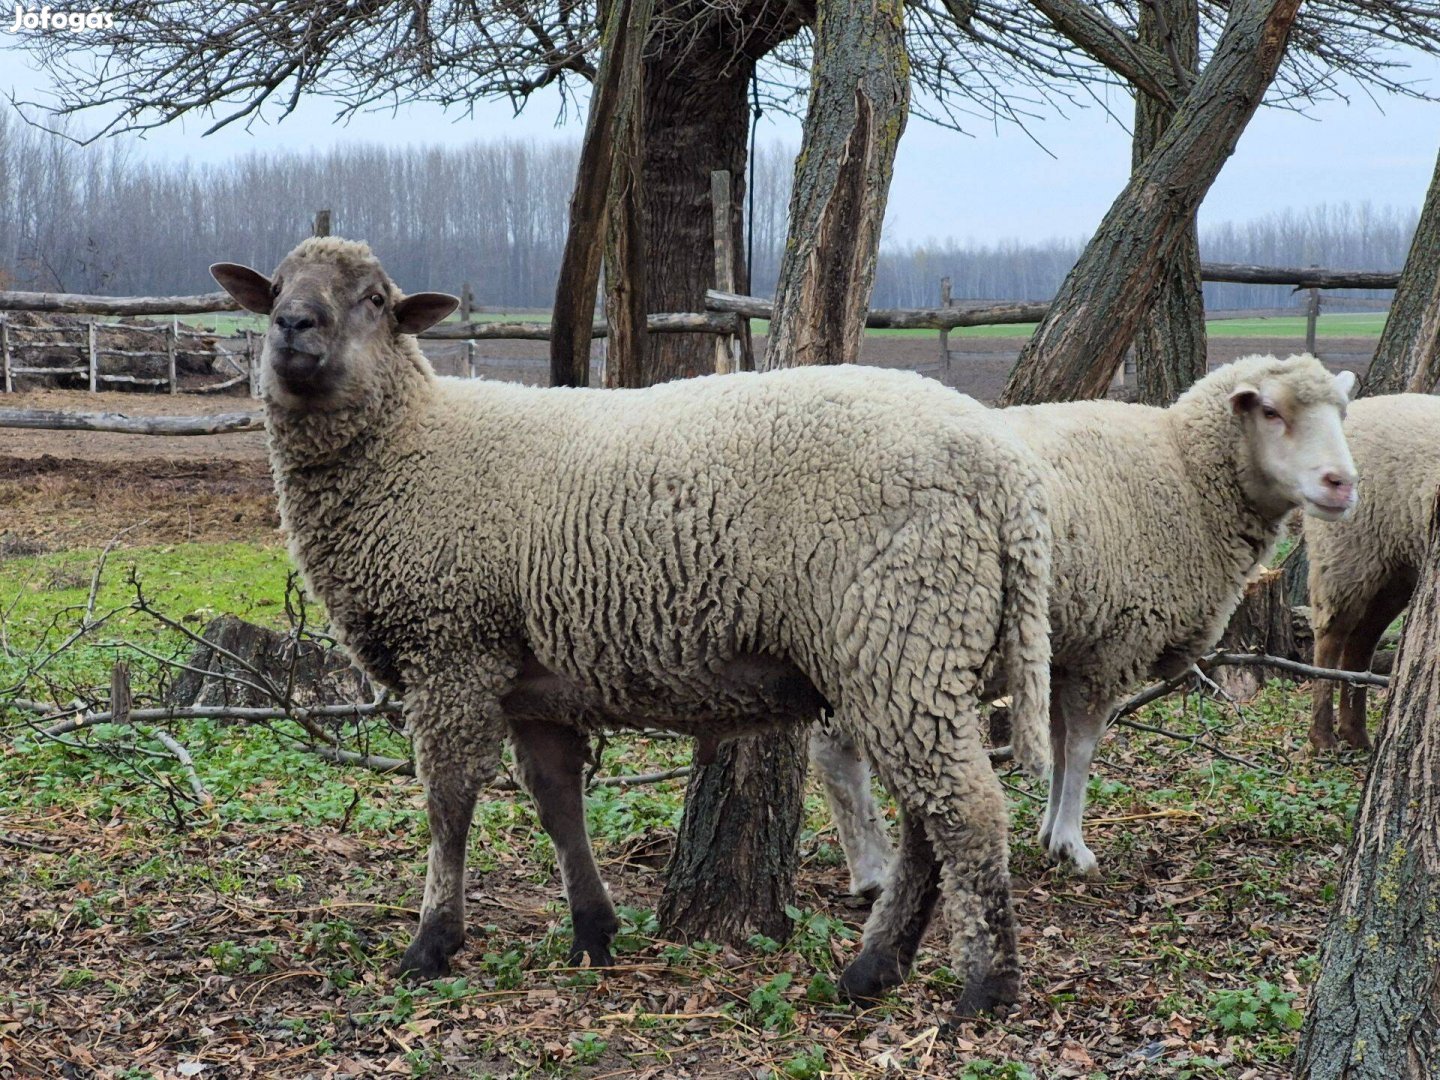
[
  {"x1": 1043, "y1": 701, "x2": 1103, "y2": 877},
  {"x1": 1308, "y1": 613, "x2": 1353, "y2": 752},
  {"x1": 809, "y1": 724, "x2": 893, "y2": 901},
  {"x1": 508, "y1": 718, "x2": 618, "y2": 966},
  {"x1": 838, "y1": 810, "x2": 940, "y2": 1001},
  {"x1": 1336, "y1": 580, "x2": 1412, "y2": 750}
]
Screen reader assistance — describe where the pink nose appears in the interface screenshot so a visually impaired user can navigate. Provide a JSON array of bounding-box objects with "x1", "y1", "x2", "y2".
[{"x1": 1322, "y1": 471, "x2": 1355, "y2": 504}]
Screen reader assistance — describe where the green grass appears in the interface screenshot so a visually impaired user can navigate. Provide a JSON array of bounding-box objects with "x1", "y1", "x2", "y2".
[{"x1": 1204, "y1": 312, "x2": 1386, "y2": 338}]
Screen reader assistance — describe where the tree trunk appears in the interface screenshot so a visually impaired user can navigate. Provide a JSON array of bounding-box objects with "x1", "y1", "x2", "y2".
[
  {"x1": 550, "y1": 0, "x2": 655, "y2": 388},
  {"x1": 763, "y1": 0, "x2": 909, "y2": 369},
  {"x1": 1296, "y1": 493, "x2": 1440, "y2": 1079},
  {"x1": 1000, "y1": 0, "x2": 1301, "y2": 406},
  {"x1": 1363, "y1": 147, "x2": 1440, "y2": 396},
  {"x1": 637, "y1": 2, "x2": 797, "y2": 383},
  {"x1": 656, "y1": 0, "x2": 907, "y2": 944},
  {"x1": 602, "y1": 10, "x2": 649, "y2": 390},
  {"x1": 657, "y1": 726, "x2": 811, "y2": 943},
  {"x1": 1213, "y1": 567, "x2": 1302, "y2": 699},
  {"x1": 1131, "y1": 0, "x2": 1206, "y2": 406}
]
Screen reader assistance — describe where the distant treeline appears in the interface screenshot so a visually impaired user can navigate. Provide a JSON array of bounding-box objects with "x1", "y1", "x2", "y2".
[{"x1": 0, "y1": 114, "x2": 1416, "y2": 312}]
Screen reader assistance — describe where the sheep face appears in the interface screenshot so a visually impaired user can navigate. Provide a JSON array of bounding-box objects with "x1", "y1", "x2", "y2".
[
  {"x1": 1228, "y1": 364, "x2": 1357, "y2": 523},
  {"x1": 210, "y1": 238, "x2": 457, "y2": 412}
]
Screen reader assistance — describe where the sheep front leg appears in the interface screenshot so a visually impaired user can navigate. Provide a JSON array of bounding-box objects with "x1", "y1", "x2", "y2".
[
  {"x1": 399, "y1": 680, "x2": 506, "y2": 980},
  {"x1": 508, "y1": 718, "x2": 619, "y2": 966},
  {"x1": 809, "y1": 724, "x2": 894, "y2": 901}
]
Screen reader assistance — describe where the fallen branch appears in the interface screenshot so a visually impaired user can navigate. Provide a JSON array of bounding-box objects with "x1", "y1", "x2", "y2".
[
  {"x1": 35, "y1": 700, "x2": 400, "y2": 739},
  {"x1": 0, "y1": 408, "x2": 263, "y2": 436},
  {"x1": 1207, "y1": 651, "x2": 1389, "y2": 688},
  {"x1": 149, "y1": 727, "x2": 212, "y2": 805}
]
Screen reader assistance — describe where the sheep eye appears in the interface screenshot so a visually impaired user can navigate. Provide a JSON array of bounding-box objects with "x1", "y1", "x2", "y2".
[
  {"x1": 368, "y1": 293, "x2": 385, "y2": 308},
  {"x1": 1262, "y1": 405, "x2": 1281, "y2": 420},
  {"x1": 271, "y1": 280, "x2": 281, "y2": 297}
]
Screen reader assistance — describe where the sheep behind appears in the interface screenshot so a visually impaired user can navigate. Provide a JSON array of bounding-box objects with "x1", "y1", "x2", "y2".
[
  {"x1": 815, "y1": 355, "x2": 1359, "y2": 891},
  {"x1": 1306, "y1": 393, "x2": 1440, "y2": 751}
]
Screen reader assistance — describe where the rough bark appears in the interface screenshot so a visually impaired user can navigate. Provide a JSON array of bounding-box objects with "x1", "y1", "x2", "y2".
[
  {"x1": 637, "y1": 1, "x2": 797, "y2": 383},
  {"x1": 1296, "y1": 493, "x2": 1440, "y2": 1079},
  {"x1": 762, "y1": 0, "x2": 910, "y2": 369},
  {"x1": 602, "y1": 6, "x2": 650, "y2": 390},
  {"x1": 1132, "y1": 0, "x2": 1206, "y2": 406},
  {"x1": 1001, "y1": 0, "x2": 1302, "y2": 406},
  {"x1": 657, "y1": 726, "x2": 810, "y2": 943},
  {"x1": 1364, "y1": 147, "x2": 1440, "y2": 396},
  {"x1": 549, "y1": 0, "x2": 654, "y2": 388},
  {"x1": 657, "y1": 0, "x2": 907, "y2": 944},
  {"x1": 1031, "y1": 0, "x2": 1187, "y2": 106}
]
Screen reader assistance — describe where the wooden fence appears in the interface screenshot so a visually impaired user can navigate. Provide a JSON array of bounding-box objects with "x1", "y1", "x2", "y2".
[
  {"x1": 0, "y1": 313, "x2": 254, "y2": 395},
  {"x1": 0, "y1": 259, "x2": 1401, "y2": 399}
]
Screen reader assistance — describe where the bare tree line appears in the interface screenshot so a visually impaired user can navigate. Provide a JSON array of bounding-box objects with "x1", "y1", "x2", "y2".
[{"x1": 0, "y1": 114, "x2": 1415, "y2": 312}]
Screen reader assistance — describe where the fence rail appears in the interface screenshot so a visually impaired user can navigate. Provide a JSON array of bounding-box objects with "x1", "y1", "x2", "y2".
[{"x1": 0, "y1": 258, "x2": 1400, "y2": 397}]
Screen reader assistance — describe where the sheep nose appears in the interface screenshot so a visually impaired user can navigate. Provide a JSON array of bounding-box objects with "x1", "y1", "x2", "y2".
[
  {"x1": 275, "y1": 312, "x2": 316, "y2": 333},
  {"x1": 1322, "y1": 470, "x2": 1355, "y2": 503}
]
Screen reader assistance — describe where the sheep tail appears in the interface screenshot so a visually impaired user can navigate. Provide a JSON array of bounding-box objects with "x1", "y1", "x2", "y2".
[{"x1": 998, "y1": 476, "x2": 1052, "y2": 780}]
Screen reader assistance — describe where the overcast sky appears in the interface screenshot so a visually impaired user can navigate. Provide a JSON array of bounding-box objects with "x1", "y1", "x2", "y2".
[{"x1": 5, "y1": 46, "x2": 1437, "y2": 249}]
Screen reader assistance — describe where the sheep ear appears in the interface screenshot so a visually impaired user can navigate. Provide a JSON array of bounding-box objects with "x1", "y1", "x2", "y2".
[
  {"x1": 210, "y1": 263, "x2": 274, "y2": 315},
  {"x1": 395, "y1": 292, "x2": 459, "y2": 334},
  {"x1": 1333, "y1": 370, "x2": 1357, "y2": 402},
  {"x1": 1228, "y1": 382, "x2": 1261, "y2": 415}
]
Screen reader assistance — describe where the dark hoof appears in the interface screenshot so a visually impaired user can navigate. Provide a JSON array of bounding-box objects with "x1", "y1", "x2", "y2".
[
  {"x1": 1308, "y1": 730, "x2": 1338, "y2": 753},
  {"x1": 397, "y1": 923, "x2": 464, "y2": 981},
  {"x1": 1337, "y1": 731, "x2": 1373, "y2": 752},
  {"x1": 839, "y1": 951, "x2": 905, "y2": 1003},
  {"x1": 568, "y1": 908, "x2": 618, "y2": 968},
  {"x1": 954, "y1": 970, "x2": 1020, "y2": 1017}
]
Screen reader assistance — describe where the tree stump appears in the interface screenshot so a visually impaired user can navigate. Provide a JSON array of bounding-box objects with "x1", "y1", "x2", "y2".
[
  {"x1": 168, "y1": 614, "x2": 371, "y2": 711},
  {"x1": 1214, "y1": 566, "x2": 1302, "y2": 700}
]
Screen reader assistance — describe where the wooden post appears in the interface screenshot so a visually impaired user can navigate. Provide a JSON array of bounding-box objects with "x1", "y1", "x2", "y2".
[
  {"x1": 938, "y1": 276, "x2": 952, "y2": 373},
  {"x1": 167, "y1": 318, "x2": 178, "y2": 394},
  {"x1": 1, "y1": 315, "x2": 10, "y2": 393},
  {"x1": 246, "y1": 330, "x2": 259, "y2": 397},
  {"x1": 466, "y1": 340, "x2": 477, "y2": 378},
  {"x1": 313, "y1": 209, "x2": 331, "y2": 237},
  {"x1": 711, "y1": 171, "x2": 742, "y2": 375},
  {"x1": 87, "y1": 319, "x2": 98, "y2": 392},
  {"x1": 460, "y1": 283, "x2": 473, "y2": 323},
  {"x1": 1305, "y1": 283, "x2": 1321, "y2": 355}
]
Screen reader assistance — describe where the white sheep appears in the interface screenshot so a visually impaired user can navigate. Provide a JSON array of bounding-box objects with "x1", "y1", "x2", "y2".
[
  {"x1": 210, "y1": 237, "x2": 1055, "y2": 1014},
  {"x1": 814, "y1": 355, "x2": 1359, "y2": 888},
  {"x1": 1306, "y1": 393, "x2": 1440, "y2": 751}
]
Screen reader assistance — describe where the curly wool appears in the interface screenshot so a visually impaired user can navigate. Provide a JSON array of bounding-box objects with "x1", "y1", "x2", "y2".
[
  {"x1": 1307, "y1": 394, "x2": 1440, "y2": 636},
  {"x1": 1005, "y1": 354, "x2": 1340, "y2": 703},
  {"x1": 270, "y1": 355, "x2": 1052, "y2": 777}
]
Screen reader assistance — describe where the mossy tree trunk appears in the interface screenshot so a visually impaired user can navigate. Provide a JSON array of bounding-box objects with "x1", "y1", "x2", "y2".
[
  {"x1": 1363, "y1": 146, "x2": 1440, "y2": 396},
  {"x1": 1000, "y1": 0, "x2": 1301, "y2": 406},
  {"x1": 1132, "y1": 0, "x2": 1206, "y2": 406},
  {"x1": 1296, "y1": 493, "x2": 1440, "y2": 1078},
  {"x1": 657, "y1": 0, "x2": 909, "y2": 945}
]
